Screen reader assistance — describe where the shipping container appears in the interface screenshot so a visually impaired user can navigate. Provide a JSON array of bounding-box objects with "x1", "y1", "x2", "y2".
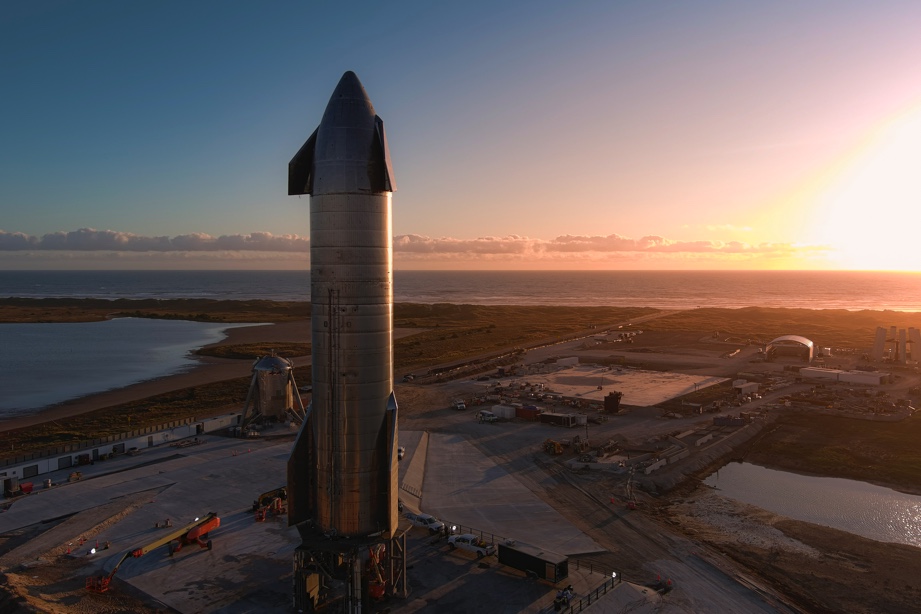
[
  {"x1": 516, "y1": 406, "x2": 541, "y2": 421},
  {"x1": 491, "y1": 405, "x2": 517, "y2": 419},
  {"x1": 539, "y1": 412, "x2": 578, "y2": 428},
  {"x1": 498, "y1": 542, "x2": 568, "y2": 583}
]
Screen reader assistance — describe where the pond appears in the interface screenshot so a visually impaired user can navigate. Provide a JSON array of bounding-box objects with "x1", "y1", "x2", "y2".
[{"x1": 704, "y1": 462, "x2": 921, "y2": 548}]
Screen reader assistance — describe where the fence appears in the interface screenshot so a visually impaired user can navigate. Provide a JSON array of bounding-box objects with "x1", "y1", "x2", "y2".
[
  {"x1": 563, "y1": 574, "x2": 620, "y2": 614},
  {"x1": 442, "y1": 521, "x2": 508, "y2": 546},
  {"x1": 0, "y1": 418, "x2": 196, "y2": 468}
]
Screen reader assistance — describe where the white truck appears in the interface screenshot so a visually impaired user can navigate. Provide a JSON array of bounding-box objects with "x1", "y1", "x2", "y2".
[{"x1": 448, "y1": 534, "x2": 496, "y2": 558}]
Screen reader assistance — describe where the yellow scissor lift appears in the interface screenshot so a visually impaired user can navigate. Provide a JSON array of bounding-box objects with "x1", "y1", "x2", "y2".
[{"x1": 86, "y1": 512, "x2": 220, "y2": 593}]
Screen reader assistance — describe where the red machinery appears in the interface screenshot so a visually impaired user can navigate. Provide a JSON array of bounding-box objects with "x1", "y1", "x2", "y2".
[
  {"x1": 367, "y1": 544, "x2": 387, "y2": 600},
  {"x1": 86, "y1": 512, "x2": 220, "y2": 593},
  {"x1": 253, "y1": 486, "x2": 288, "y2": 521}
]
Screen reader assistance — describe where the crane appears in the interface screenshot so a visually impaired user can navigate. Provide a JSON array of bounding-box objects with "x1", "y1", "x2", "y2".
[{"x1": 86, "y1": 512, "x2": 220, "y2": 593}]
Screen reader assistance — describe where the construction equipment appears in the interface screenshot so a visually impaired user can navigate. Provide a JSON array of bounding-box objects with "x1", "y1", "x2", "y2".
[
  {"x1": 86, "y1": 513, "x2": 220, "y2": 593},
  {"x1": 252, "y1": 486, "x2": 288, "y2": 521},
  {"x1": 367, "y1": 544, "x2": 387, "y2": 600},
  {"x1": 543, "y1": 439, "x2": 563, "y2": 455},
  {"x1": 255, "y1": 496, "x2": 287, "y2": 521},
  {"x1": 571, "y1": 434, "x2": 590, "y2": 453},
  {"x1": 252, "y1": 486, "x2": 287, "y2": 512}
]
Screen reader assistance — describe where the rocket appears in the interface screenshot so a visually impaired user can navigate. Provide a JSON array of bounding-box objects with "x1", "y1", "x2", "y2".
[{"x1": 286, "y1": 71, "x2": 398, "y2": 540}]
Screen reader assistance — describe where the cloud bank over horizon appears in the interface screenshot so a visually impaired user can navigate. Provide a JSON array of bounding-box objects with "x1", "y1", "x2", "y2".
[
  {"x1": 0, "y1": 228, "x2": 813, "y2": 257},
  {"x1": 0, "y1": 227, "x2": 832, "y2": 270}
]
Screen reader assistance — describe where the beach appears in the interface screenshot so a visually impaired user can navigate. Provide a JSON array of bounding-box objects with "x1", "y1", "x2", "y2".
[{"x1": 0, "y1": 321, "x2": 307, "y2": 433}]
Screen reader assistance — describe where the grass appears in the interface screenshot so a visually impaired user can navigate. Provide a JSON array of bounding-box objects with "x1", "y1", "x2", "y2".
[
  {"x1": 0, "y1": 298, "x2": 308, "y2": 323},
  {"x1": 746, "y1": 412, "x2": 921, "y2": 493},
  {"x1": 2, "y1": 377, "x2": 255, "y2": 455},
  {"x1": 392, "y1": 303, "x2": 656, "y2": 372},
  {"x1": 197, "y1": 343, "x2": 309, "y2": 360},
  {"x1": 642, "y1": 306, "x2": 921, "y2": 349}
]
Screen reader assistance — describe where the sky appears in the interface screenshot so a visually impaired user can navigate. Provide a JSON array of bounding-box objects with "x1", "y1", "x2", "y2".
[{"x1": 1, "y1": 1, "x2": 920, "y2": 271}]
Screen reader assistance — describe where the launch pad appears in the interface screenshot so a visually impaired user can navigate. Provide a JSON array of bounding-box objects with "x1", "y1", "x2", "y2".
[{"x1": 292, "y1": 531, "x2": 408, "y2": 612}]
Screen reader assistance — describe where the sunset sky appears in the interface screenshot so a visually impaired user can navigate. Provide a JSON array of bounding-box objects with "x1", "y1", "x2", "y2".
[{"x1": 2, "y1": 1, "x2": 920, "y2": 271}]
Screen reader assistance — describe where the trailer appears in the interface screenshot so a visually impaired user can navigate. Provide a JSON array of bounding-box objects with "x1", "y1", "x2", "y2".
[
  {"x1": 539, "y1": 412, "x2": 578, "y2": 428},
  {"x1": 86, "y1": 512, "x2": 220, "y2": 593},
  {"x1": 497, "y1": 542, "x2": 568, "y2": 583}
]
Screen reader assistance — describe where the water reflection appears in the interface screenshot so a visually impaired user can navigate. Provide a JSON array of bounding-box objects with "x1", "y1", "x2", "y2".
[
  {"x1": 705, "y1": 462, "x2": 921, "y2": 548},
  {"x1": 0, "y1": 318, "x2": 257, "y2": 417}
]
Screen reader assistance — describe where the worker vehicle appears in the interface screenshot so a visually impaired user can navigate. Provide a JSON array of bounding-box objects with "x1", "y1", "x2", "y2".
[
  {"x1": 252, "y1": 486, "x2": 287, "y2": 511},
  {"x1": 254, "y1": 496, "x2": 287, "y2": 521},
  {"x1": 453, "y1": 399, "x2": 467, "y2": 410},
  {"x1": 447, "y1": 533, "x2": 495, "y2": 558},
  {"x1": 404, "y1": 512, "x2": 445, "y2": 534},
  {"x1": 252, "y1": 486, "x2": 288, "y2": 520},
  {"x1": 543, "y1": 439, "x2": 563, "y2": 455},
  {"x1": 476, "y1": 410, "x2": 498, "y2": 423},
  {"x1": 86, "y1": 513, "x2": 220, "y2": 593}
]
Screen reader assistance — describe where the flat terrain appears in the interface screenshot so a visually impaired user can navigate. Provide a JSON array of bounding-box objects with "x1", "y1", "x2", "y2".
[{"x1": 2, "y1": 302, "x2": 921, "y2": 613}]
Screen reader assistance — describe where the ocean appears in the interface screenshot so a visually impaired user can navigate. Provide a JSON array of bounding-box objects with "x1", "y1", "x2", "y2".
[
  {"x1": 2, "y1": 269, "x2": 920, "y2": 418},
  {"x1": 2, "y1": 269, "x2": 921, "y2": 311}
]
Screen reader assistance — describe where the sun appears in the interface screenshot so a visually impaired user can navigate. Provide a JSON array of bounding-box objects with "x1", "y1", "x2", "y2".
[{"x1": 807, "y1": 105, "x2": 921, "y2": 271}]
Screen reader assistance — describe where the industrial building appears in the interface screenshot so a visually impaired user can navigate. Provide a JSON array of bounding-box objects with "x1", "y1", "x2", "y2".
[
  {"x1": 871, "y1": 326, "x2": 920, "y2": 363},
  {"x1": 765, "y1": 335, "x2": 814, "y2": 362},
  {"x1": 799, "y1": 367, "x2": 890, "y2": 386},
  {"x1": 732, "y1": 379, "x2": 759, "y2": 396}
]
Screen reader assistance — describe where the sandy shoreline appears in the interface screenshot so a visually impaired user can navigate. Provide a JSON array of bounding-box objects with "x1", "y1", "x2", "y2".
[
  {"x1": 666, "y1": 487, "x2": 921, "y2": 613},
  {"x1": 0, "y1": 321, "x2": 310, "y2": 433},
  {"x1": 0, "y1": 321, "x2": 431, "y2": 434}
]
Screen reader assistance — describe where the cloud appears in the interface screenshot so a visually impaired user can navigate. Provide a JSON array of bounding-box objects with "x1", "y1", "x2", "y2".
[
  {"x1": 0, "y1": 229, "x2": 827, "y2": 267},
  {"x1": 393, "y1": 234, "x2": 536, "y2": 255},
  {"x1": 0, "y1": 228, "x2": 309, "y2": 252},
  {"x1": 394, "y1": 233, "x2": 815, "y2": 256}
]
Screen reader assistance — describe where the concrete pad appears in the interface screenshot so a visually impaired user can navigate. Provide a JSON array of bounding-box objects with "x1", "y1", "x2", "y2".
[
  {"x1": 117, "y1": 510, "x2": 296, "y2": 613},
  {"x1": 420, "y1": 432, "x2": 603, "y2": 555},
  {"x1": 1, "y1": 419, "x2": 780, "y2": 613},
  {"x1": 511, "y1": 365, "x2": 728, "y2": 406}
]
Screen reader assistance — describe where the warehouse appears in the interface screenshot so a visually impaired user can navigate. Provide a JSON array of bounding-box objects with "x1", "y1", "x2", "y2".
[
  {"x1": 800, "y1": 367, "x2": 890, "y2": 385},
  {"x1": 766, "y1": 335, "x2": 814, "y2": 362}
]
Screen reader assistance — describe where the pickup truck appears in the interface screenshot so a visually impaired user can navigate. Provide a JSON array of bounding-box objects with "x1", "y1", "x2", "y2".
[
  {"x1": 448, "y1": 534, "x2": 495, "y2": 558},
  {"x1": 404, "y1": 512, "x2": 446, "y2": 534}
]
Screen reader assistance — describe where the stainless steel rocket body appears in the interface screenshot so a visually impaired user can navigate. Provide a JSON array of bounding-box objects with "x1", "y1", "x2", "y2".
[{"x1": 287, "y1": 72, "x2": 398, "y2": 539}]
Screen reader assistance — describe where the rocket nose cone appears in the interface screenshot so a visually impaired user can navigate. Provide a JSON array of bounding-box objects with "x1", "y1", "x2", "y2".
[
  {"x1": 307, "y1": 70, "x2": 394, "y2": 194},
  {"x1": 327, "y1": 71, "x2": 375, "y2": 114}
]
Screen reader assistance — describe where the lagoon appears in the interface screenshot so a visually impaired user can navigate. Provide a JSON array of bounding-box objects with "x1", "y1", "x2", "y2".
[
  {"x1": 705, "y1": 462, "x2": 921, "y2": 548},
  {"x1": 0, "y1": 318, "x2": 255, "y2": 419}
]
